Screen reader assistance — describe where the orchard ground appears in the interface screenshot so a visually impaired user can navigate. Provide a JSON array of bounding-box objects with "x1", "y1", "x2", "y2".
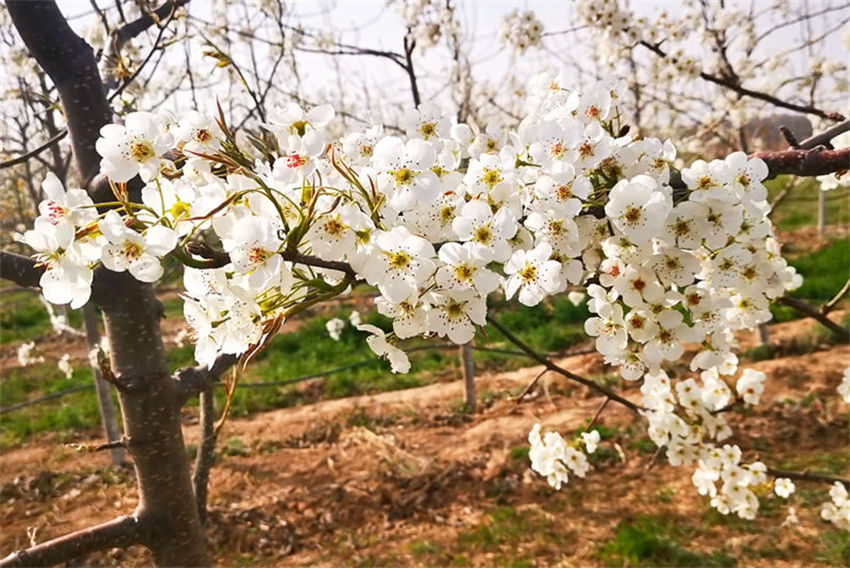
[{"x1": 0, "y1": 179, "x2": 848, "y2": 566}]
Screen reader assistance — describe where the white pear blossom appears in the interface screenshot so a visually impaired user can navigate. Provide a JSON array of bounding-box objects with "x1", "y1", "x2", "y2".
[
  {"x1": 99, "y1": 211, "x2": 177, "y2": 283},
  {"x1": 96, "y1": 112, "x2": 172, "y2": 182},
  {"x1": 504, "y1": 242, "x2": 562, "y2": 306}
]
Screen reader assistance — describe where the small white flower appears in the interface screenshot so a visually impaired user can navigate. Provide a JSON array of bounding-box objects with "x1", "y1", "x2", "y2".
[
  {"x1": 99, "y1": 211, "x2": 178, "y2": 283},
  {"x1": 581, "y1": 430, "x2": 601, "y2": 454},
  {"x1": 326, "y1": 318, "x2": 345, "y2": 341},
  {"x1": 838, "y1": 367, "x2": 850, "y2": 403},
  {"x1": 96, "y1": 112, "x2": 172, "y2": 182},
  {"x1": 17, "y1": 342, "x2": 45, "y2": 366},
  {"x1": 736, "y1": 369, "x2": 766, "y2": 406},
  {"x1": 774, "y1": 478, "x2": 795, "y2": 499},
  {"x1": 355, "y1": 323, "x2": 410, "y2": 374},
  {"x1": 504, "y1": 242, "x2": 562, "y2": 306},
  {"x1": 58, "y1": 354, "x2": 73, "y2": 379}
]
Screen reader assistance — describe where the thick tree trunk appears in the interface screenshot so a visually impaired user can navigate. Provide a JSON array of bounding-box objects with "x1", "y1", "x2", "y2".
[{"x1": 7, "y1": 1, "x2": 210, "y2": 565}]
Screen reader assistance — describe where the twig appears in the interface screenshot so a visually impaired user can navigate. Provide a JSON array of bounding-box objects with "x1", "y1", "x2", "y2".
[
  {"x1": 585, "y1": 397, "x2": 611, "y2": 431},
  {"x1": 402, "y1": 33, "x2": 421, "y2": 107},
  {"x1": 514, "y1": 368, "x2": 549, "y2": 404},
  {"x1": 779, "y1": 126, "x2": 800, "y2": 149},
  {"x1": 485, "y1": 314, "x2": 642, "y2": 414},
  {"x1": 107, "y1": 3, "x2": 180, "y2": 102},
  {"x1": 799, "y1": 118, "x2": 850, "y2": 150},
  {"x1": 66, "y1": 437, "x2": 129, "y2": 453},
  {"x1": 777, "y1": 295, "x2": 849, "y2": 342},
  {"x1": 821, "y1": 278, "x2": 850, "y2": 315}
]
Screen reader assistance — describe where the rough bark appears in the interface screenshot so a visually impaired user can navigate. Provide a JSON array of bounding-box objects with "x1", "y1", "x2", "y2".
[{"x1": 6, "y1": 1, "x2": 209, "y2": 566}]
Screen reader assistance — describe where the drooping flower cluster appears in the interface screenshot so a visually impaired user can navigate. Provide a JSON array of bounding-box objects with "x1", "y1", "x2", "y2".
[
  {"x1": 528, "y1": 424, "x2": 597, "y2": 490},
  {"x1": 19, "y1": 71, "x2": 809, "y2": 522}
]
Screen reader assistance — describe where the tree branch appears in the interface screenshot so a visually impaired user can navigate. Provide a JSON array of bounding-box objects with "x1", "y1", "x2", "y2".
[
  {"x1": 174, "y1": 352, "x2": 238, "y2": 405},
  {"x1": 798, "y1": 118, "x2": 850, "y2": 150},
  {"x1": 8, "y1": 0, "x2": 113, "y2": 186},
  {"x1": 766, "y1": 467, "x2": 850, "y2": 487},
  {"x1": 0, "y1": 129, "x2": 69, "y2": 170},
  {"x1": 777, "y1": 294, "x2": 849, "y2": 342},
  {"x1": 185, "y1": 242, "x2": 358, "y2": 279},
  {"x1": 102, "y1": 0, "x2": 189, "y2": 89},
  {"x1": 0, "y1": 515, "x2": 146, "y2": 568},
  {"x1": 0, "y1": 251, "x2": 43, "y2": 288},
  {"x1": 637, "y1": 40, "x2": 844, "y2": 122},
  {"x1": 485, "y1": 314, "x2": 642, "y2": 414},
  {"x1": 754, "y1": 147, "x2": 850, "y2": 179},
  {"x1": 822, "y1": 278, "x2": 850, "y2": 316}
]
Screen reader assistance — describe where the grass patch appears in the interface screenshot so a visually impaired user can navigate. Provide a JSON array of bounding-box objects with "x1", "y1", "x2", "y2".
[
  {"x1": 457, "y1": 506, "x2": 567, "y2": 556},
  {"x1": 771, "y1": 238, "x2": 850, "y2": 323},
  {"x1": 0, "y1": 363, "x2": 108, "y2": 449},
  {"x1": 598, "y1": 515, "x2": 736, "y2": 567},
  {"x1": 816, "y1": 530, "x2": 850, "y2": 567},
  {"x1": 767, "y1": 176, "x2": 850, "y2": 233}
]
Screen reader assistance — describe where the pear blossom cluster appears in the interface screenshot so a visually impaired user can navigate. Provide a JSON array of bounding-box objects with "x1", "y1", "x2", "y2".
[
  {"x1": 821, "y1": 482, "x2": 850, "y2": 531},
  {"x1": 394, "y1": 0, "x2": 458, "y2": 50},
  {"x1": 528, "y1": 424, "x2": 597, "y2": 490},
  {"x1": 499, "y1": 9, "x2": 543, "y2": 54},
  {"x1": 17, "y1": 70, "x2": 816, "y2": 523}
]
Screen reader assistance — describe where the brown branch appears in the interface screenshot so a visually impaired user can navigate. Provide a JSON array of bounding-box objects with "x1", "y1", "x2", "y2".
[
  {"x1": 777, "y1": 294, "x2": 849, "y2": 342},
  {"x1": 0, "y1": 129, "x2": 69, "y2": 170},
  {"x1": 185, "y1": 241, "x2": 358, "y2": 279},
  {"x1": 402, "y1": 33, "x2": 421, "y2": 107},
  {"x1": 0, "y1": 251, "x2": 43, "y2": 288},
  {"x1": 0, "y1": 515, "x2": 146, "y2": 568},
  {"x1": 754, "y1": 147, "x2": 850, "y2": 179},
  {"x1": 485, "y1": 314, "x2": 643, "y2": 414},
  {"x1": 637, "y1": 40, "x2": 844, "y2": 122},
  {"x1": 8, "y1": 0, "x2": 112, "y2": 186},
  {"x1": 766, "y1": 467, "x2": 850, "y2": 487},
  {"x1": 799, "y1": 118, "x2": 850, "y2": 150},
  {"x1": 107, "y1": 4, "x2": 180, "y2": 102},
  {"x1": 102, "y1": 0, "x2": 189, "y2": 90},
  {"x1": 174, "y1": 352, "x2": 238, "y2": 405}
]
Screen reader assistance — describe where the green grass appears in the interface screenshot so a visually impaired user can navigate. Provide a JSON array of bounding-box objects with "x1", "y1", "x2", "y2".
[
  {"x1": 598, "y1": 515, "x2": 737, "y2": 567},
  {"x1": 216, "y1": 296, "x2": 590, "y2": 418},
  {"x1": 767, "y1": 176, "x2": 850, "y2": 233},
  {"x1": 816, "y1": 530, "x2": 850, "y2": 567},
  {"x1": 455, "y1": 505, "x2": 574, "y2": 565},
  {"x1": 0, "y1": 363, "x2": 111, "y2": 449},
  {"x1": 1, "y1": 290, "x2": 53, "y2": 345},
  {"x1": 0, "y1": 293, "x2": 590, "y2": 447},
  {"x1": 771, "y1": 238, "x2": 850, "y2": 323}
]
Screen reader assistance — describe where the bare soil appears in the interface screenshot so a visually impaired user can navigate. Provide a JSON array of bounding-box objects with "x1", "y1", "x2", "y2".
[{"x1": 1, "y1": 310, "x2": 848, "y2": 567}]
